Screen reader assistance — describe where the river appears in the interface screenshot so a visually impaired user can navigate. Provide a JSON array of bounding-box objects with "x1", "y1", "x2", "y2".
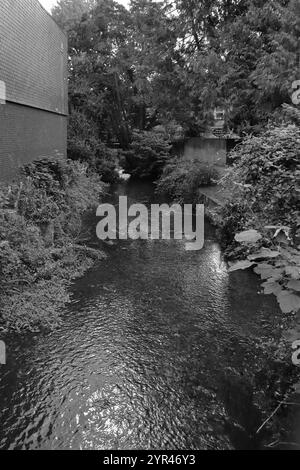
[{"x1": 0, "y1": 181, "x2": 284, "y2": 450}]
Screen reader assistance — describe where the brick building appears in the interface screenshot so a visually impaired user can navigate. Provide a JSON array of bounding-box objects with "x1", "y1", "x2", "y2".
[{"x1": 0, "y1": 0, "x2": 68, "y2": 181}]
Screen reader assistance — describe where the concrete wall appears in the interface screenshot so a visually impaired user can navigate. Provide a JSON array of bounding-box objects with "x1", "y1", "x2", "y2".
[
  {"x1": 0, "y1": 102, "x2": 67, "y2": 180},
  {"x1": 183, "y1": 138, "x2": 227, "y2": 165},
  {"x1": 0, "y1": 0, "x2": 68, "y2": 181}
]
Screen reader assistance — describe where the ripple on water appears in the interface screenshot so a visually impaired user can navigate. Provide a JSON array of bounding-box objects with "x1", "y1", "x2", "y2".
[{"x1": 0, "y1": 182, "x2": 282, "y2": 449}]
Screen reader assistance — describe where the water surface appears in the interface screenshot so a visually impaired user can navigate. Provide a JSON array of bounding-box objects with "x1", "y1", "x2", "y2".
[{"x1": 0, "y1": 182, "x2": 282, "y2": 449}]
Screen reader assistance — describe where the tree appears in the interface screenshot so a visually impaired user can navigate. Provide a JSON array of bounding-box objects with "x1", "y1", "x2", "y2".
[{"x1": 53, "y1": 0, "x2": 300, "y2": 148}]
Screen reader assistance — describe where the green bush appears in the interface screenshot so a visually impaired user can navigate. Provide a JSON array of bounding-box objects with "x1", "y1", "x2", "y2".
[
  {"x1": 156, "y1": 157, "x2": 220, "y2": 203},
  {"x1": 218, "y1": 123, "x2": 300, "y2": 249},
  {"x1": 120, "y1": 130, "x2": 172, "y2": 180},
  {"x1": 67, "y1": 110, "x2": 119, "y2": 184},
  {"x1": 0, "y1": 158, "x2": 106, "y2": 332},
  {"x1": 93, "y1": 142, "x2": 119, "y2": 184}
]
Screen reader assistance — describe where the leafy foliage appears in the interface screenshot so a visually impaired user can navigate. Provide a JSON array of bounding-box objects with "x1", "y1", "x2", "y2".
[
  {"x1": 67, "y1": 110, "x2": 119, "y2": 183},
  {"x1": 228, "y1": 229, "x2": 300, "y2": 314},
  {"x1": 219, "y1": 122, "x2": 300, "y2": 248},
  {"x1": 120, "y1": 130, "x2": 172, "y2": 179},
  {"x1": 0, "y1": 159, "x2": 106, "y2": 332},
  {"x1": 156, "y1": 157, "x2": 220, "y2": 203},
  {"x1": 218, "y1": 114, "x2": 300, "y2": 314},
  {"x1": 51, "y1": 0, "x2": 300, "y2": 146}
]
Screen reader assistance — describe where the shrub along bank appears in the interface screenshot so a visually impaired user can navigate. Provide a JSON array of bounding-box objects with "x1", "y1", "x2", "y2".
[
  {"x1": 120, "y1": 130, "x2": 172, "y2": 180},
  {"x1": 0, "y1": 158, "x2": 106, "y2": 333},
  {"x1": 67, "y1": 110, "x2": 119, "y2": 184},
  {"x1": 217, "y1": 117, "x2": 300, "y2": 316},
  {"x1": 156, "y1": 157, "x2": 220, "y2": 203}
]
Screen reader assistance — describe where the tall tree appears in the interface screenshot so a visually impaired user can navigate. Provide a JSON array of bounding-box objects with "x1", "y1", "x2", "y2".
[{"x1": 53, "y1": 0, "x2": 300, "y2": 145}]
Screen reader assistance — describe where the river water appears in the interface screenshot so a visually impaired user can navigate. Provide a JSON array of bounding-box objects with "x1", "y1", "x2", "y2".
[{"x1": 0, "y1": 181, "x2": 283, "y2": 450}]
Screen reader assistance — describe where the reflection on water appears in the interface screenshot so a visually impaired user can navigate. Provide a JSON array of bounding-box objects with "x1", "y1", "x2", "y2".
[{"x1": 0, "y1": 181, "x2": 283, "y2": 449}]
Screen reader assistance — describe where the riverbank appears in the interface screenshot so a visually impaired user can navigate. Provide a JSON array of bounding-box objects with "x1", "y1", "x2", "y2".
[
  {"x1": 157, "y1": 128, "x2": 300, "y2": 447},
  {"x1": 207, "y1": 187, "x2": 300, "y2": 447},
  {"x1": 1, "y1": 160, "x2": 299, "y2": 447},
  {"x1": 0, "y1": 158, "x2": 107, "y2": 333},
  {"x1": 199, "y1": 183, "x2": 300, "y2": 448},
  {"x1": 0, "y1": 179, "x2": 295, "y2": 449}
]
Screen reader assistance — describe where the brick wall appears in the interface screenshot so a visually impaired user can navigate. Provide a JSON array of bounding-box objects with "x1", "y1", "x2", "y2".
[{"x1": 0, "y1": 0, "x2": 68, "y2": 181}]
